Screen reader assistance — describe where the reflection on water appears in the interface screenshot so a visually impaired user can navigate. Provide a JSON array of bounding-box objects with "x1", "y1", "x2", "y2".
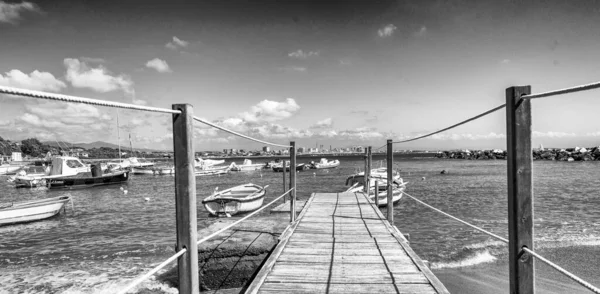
[{"x1": 1, "y1": 157, "x2": 599, "y2": 293}]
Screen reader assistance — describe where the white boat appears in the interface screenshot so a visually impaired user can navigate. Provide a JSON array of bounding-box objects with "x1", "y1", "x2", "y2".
[
  {"x1": 132, "y1": 165, "x2": 174, "y2": 175},
  {"x1": 10, "y1": 166, "x2": 49, "y2": 188},
  {"x1": 11, "y1": 157, "x2": 90, "y2": 188},
  {"x1": 0, "y1": 164, "x2": 23, "y2": 175},
  {"x1": 202, "y1": 184, "x2": 268, "y2": 217},
  {"x1": 346, "y1": 180, "x2": 407, "y2": 207},
  {"x1": 345, "y1": 167, "x2": 401, "y2": 187},
  {"x1": 230, "y1": 159, "x2": 264, "y2": 171},
  {"x1": 195, "y1": 158, "x2": 225, "y2": 169},
  {"x1": 107, "y1": 157, "x2": 154, "y2": 169},
  {"x1": 0, "y1": 196, "x2": 71, "y2": 226},
  {"x1": 195, "y1": 168, "x2": 228, "y2": 176},
  {"x1": 309, "y1": 158, "x2": 340, "y2": 169}
]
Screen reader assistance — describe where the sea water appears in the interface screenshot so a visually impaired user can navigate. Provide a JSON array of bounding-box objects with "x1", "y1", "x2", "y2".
[{"x1": 0, "y1": 156, "x2": 598, "y2": 293}]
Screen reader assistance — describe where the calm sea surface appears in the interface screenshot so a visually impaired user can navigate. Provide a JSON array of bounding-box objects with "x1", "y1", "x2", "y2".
[{"x1": 1, "y1": 156, "x2": 599, "y2": 293}]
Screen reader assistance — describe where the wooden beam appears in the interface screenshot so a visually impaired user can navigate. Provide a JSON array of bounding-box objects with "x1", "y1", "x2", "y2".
[
  {"x1": 375, "y1": 180, "x2": 379, "y2": 207},
  {"x1": 282, "y1": 154, "x2": 287, "y2": 203},
  {"x1": 363, "y1": 149, "x2": 369, "y2": 193},
  {"x1": 506, "y1": 86, "x2": 534, "y2": 294},
  {"x1": 290, "y1": 141, "x2": 297, "y2": 222},
  {"x1": 172, "y1": 104, "x2": 199, "y2": 294},
  {"x1": 367, "y1": 146, "x2": 372, "y2": 193},
  {"x1": 386, "y1": 139, "x2": 394, "y2": 223}
]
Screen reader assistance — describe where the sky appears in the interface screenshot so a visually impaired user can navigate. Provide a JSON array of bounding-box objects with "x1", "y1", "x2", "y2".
[{"x1": 1, "y1": 0, "x2": 600, "y2": 151}]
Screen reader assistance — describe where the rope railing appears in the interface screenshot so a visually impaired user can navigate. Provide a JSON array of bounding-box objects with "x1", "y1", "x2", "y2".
[
  {"x1": 523, "y1": 80, "x2": 600, "y2": 100},
  {"x1": 193, "y1": 116, "x2": 291, "y2": 148},
  {"x1": 117, "y1": 188, "x2": 294, "y2": 294},
  {"x1": 402, "y1": 191, "x2": 508, "y2": 243},
  {"x1": 521, "y1": 247, "x2": 600, "y2": 294},
  {"x1": 116, "y1": 248, "x2": 187, "y2": 294},
  {"x1": 0, "y1": 85, "x2": 181, "y2": 114},
  {"x1": 401, "y1": 191, "x2": 600, "y2": 293}
]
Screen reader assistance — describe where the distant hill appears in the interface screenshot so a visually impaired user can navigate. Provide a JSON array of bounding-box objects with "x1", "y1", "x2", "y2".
[{"x1": 43, "y1": 141, "x2": 166, "y2": 153}]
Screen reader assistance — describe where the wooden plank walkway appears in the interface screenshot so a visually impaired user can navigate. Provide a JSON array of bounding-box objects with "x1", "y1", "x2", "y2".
[{"x1": 246, "y1": 192, "x2": 449, "y2": 294}]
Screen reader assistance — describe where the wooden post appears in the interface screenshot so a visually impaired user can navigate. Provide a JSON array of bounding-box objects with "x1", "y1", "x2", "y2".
[
  {"x1": 289, "y1": 141, "x2": 297, "y2": 222},
  {"x1": 374, "y1": 180, "x2": 379, "y2": 207},
  {"x1": 386, "y1": 139, "x2": 393, "y2": 223},
  {"x1": 506, "y1": 86, "x2": 534, "y2": 294},
  {"x1": 282, "y1": 158, "x2": 287, "y2": 203},
  {"x1": 172, "y1": 104, "x2": 199, "y2": 294},
  {"x1": 367, "y1": 146, "x2": 372, "y2": 195},
  {"x1": 363, "y1": 149, "x2": 369, "y2": 193}
]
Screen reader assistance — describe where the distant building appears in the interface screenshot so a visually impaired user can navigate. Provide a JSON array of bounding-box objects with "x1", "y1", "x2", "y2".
[
  {"x1": 297, "y1": 147, "x2": 306, "y2": 153},
  {"x1": 263, "y1": 146, "x2": 270, "y2": 152},
  {"x1": 308, "y1": 147, "x2": 319, "y2": 153},
  {"x1": 11, "y1": 152, "x2": 22, "y2": 161}
]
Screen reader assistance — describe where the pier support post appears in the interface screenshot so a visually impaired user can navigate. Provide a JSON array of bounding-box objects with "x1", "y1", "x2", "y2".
[
  {"x1": 290, "y1": 141, "x2": 297, "y2": 222},
  {"x1": 172, "y1": 104, "x2": 199, "y2": 294},
  {"x1": 506, "y1": 86, "x2": 534, "y2": 294},
  {"x1": 366, "y1": 147, "x2": 372, "y2": 193},
  {"x1": 363, "y1": 149, "x2": 368, "y2": 193},
  {"x1": 386, "y1": 139, "x2": 394, "y2": 223},
  {"x1": 374, "y1": 180, "x2": 379, "y2": 207},
  {"x1": 282, "y1": 158, "x2": 287, "y2": 203}
]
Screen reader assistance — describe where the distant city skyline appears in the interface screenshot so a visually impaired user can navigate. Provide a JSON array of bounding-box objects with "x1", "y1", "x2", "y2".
[{"x1": 2, "y1": 1, "x2": 600, "y2": 151}]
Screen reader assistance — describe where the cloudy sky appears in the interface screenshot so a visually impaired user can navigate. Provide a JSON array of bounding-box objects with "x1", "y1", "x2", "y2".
[{"x1": 1, "y1": 0, "x2": 600, "y2": 151}]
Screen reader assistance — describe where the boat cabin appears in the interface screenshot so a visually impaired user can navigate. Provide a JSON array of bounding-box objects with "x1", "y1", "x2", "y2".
[{"x1": 49, "y1": 156, "x2": 90, "y2": 176}]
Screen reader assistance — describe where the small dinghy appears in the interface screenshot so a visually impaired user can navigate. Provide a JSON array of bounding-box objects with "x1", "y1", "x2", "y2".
[
  {"x1": 202, "y1": 184, "x2": 268, "y2": 217},
  {"x1": 0, "y1": 196, "x2": 71, "y2": 226}
]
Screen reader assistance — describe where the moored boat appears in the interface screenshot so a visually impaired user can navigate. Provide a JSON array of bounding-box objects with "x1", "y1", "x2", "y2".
[
  {"x1": 131, "y1": 165, "x2": 174, "y2": 175},
  {"x1": 346, "y1": 180, "x2": 407, "y2": 206},
  {"x1": 0, "y1": 196, "x2": 71, "y2": 226},
  {"x1": 309, "y1": 158, "x2": 340, "y2": 169},
  {"x1": 44, "y1": 157, "x2": 129, "y2": 189},
  {"x1": 195, "y1": 168, "x2": 228, "y2": 176},
  {"x1": 345, "y1": 167, "x2": 401, "y2": 187},
  {"x1": 201, "y1": 184, "x2": 268, "y2": 217},
  {"x1": 0, "y1": 164, "x2": 23, "y2": 175},
  {"x1": 11, "y1": 166, "x2": 49, "y2": 188},
  {"x1": 272, "y1": 162, "x2": 308, "y2": 172},
  {"x1": 230, "y1": 159, "x2": 264, "y2": 171}
]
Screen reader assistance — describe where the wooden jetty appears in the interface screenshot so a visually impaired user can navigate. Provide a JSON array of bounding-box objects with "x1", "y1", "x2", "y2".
[{"x1": 246, "y1": 191, "x2": 449, "y2": 294}]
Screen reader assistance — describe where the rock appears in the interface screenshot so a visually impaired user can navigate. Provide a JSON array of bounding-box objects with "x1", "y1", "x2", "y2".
[{"x1": 567, "y1": 157, "x2": 575, "y2": 162}]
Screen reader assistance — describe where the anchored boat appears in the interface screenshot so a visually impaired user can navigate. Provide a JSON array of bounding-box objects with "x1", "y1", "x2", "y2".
[
  {"x1": 230, "y1": 159, "x2": 265, "y2": 171},
  {"x1": 44, "y1": 157, "x2": 129, "y2": 189},
  {"x1": 0, "y1": 196, "x2": 71, "y2": 226},
  {"x1": 345, "y1": 167, "x2": 401, "y2": 187},
  {"x1": 346, "y1": 180, "x2": 407, "y2": 206},
  {"x1": 272, "y1": 162, "x2": 308, "y2": 172},
  {"x1": 202, "y1": 183, "x2": 268, "y2": 217},
  {"x1": 10, "y1": 166, "x2": 48, "y2": 188},
  {"x1": 309, "y1": 158, "x2": 340, "y2": 169},
  {"x1": 0, "y1": 164, "x2": 23, "y2": 175}
]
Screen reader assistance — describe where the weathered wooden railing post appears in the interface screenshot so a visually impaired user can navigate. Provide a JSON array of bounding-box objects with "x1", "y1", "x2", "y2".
[
  {"x1": 172, "y1": 104, "x2": 199, "y2": 294},
  {"x1": 374, "y1": 180, "x2": 379, "y2": 207},
  {"x1": 282, "y1": 157, "x2": 287, "y2": 203},
  {"x1": 367, "y1": 146, "x2": 372, "y2": 193},
  {"x1": 363, "y1": 149, "x2": 369, "y2": 193},
  {"x1": 386, "y1": 139, "x2": 394, "y2": 223},
  {"x1": 506, "y1": 86, "x2": 534, "y2": 294},
  {"x1": 289, "y1": 141, "x2": 297, "y2": 222}
]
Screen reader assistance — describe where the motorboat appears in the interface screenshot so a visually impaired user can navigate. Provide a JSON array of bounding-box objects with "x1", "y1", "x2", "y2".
[
  {"x1": 131, "y1": 165, "x2": 174, "y2": 175},
  {"x1": 195, "y1": 168, "x2": 228, "y2": 176},
  {"x1": 272, "y1": 162, "x2": 308, "y2": 172},
  {"x1": 345, "y1": 167, "x2": 401, "y2": 187},
  {"x1": 201, "y1": 184, "x2": 268, "y2": 217},
  {"x1": 107, "y1": 157, "x2": 155, "y2": 170},
  {"x1": 309, "y1": 158, "x2": 340, "y2": 169},
  {"x1": 42, "y1": 157, "x2": 128, "y2": 189},
  {"x1": 230, "y1": 159, "x2": 264, "y2": 171},
  {"x1": 346, "y1": 180, "x2": 407, "y2": 206},
  {"x1": 10, "y1": 166, "x2": 49, "y2": 188},
  {"x1": 195, "y1": 158, "x2": 225, "y2": 169},
  {"x1": 0, "y1": 164, "x2": 23, "y2": 176},
  {"x1": 0, "y1": 196, "x2": 71, "y2": 226}
]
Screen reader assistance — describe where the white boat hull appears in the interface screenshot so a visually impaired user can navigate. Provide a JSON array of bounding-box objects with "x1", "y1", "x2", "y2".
[
  {"x1": 231, "y1": 164, "x2": 264, "y2": 171},
  {"x1": 202, "y1": 184, "x2": 266, "y2": 216},
  {"x1": 0, "y1": 165, "x2": 22, "y2": 175},
  {"x1": 0, "y1": 196, "x2": 70, "y2": 225}
]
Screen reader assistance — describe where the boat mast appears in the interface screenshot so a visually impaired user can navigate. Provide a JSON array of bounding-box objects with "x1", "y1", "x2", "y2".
[{"x1": 129, "y1": 133, "x2": 134, "y2": 156}]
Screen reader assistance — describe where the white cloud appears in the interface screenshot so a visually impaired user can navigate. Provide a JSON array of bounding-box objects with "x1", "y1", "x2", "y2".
[
  {"x1": 64, "y1": 58, "x2": 134, "y2": 95},
  {"x1": 288, "y1": 50, "x2": 319, "y2": 59},
  {"x1": 414, "y1": 26, "x2": 427, "y2": 37},
  {"x1": 378, "y1": 24, "x2": 397, "y2": 38},
  {"x1": 132, "y1": 98, "x2": 147, "y2": 105},
  {"x1": 532, "y1": 131, "x2": 576, "y2": 138},
  {"x1": 429, "y1": 132, "x2": 506, "y2": 140},
  {"x1": 0, "y1": 1, "x2": 40, "y2": 24},
  {"x1": 240, "y1": 98, "x2": 300, "y2": 123},
  {"x1": 311, "y1": 118, "x2": 333, "y2": 129},
  {"x1": 0, "y1": 69, "x2": 66, "y2": 92},
  {"x1": 501, "y1": 59, "x2": 511, "y2": 64},
  {"x1": 166, "y1": 36, "x2": 189, "y2": 50},
  {"x1": 339, "y1": 128, "x2": 384, "y2": 141},
  {"x1": 280, "y1": 66, "x2": 307, "y2": 72},
  {"x1": 145, "y1": 58, "x2": 172, "y2": 73}
]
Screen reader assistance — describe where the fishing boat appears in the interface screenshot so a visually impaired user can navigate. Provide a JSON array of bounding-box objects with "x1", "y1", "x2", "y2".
[
  {"x1": 0, "y1": 196, "x2": 71, "y2": 226},
  {"x1": 346, "y1": 180, "x2": 407, "y2": 206},
  {"x1": 230, "y1": 159, "x2": 264, "y2": 171},
  {"x1": 44, "y1": 157, "x2": 128, "y2": 189},
  {"x1": 131, "y1": 165, "x2": 174, "y2": 175},
  {"x1": 345, "y1": 167, "x2": 401, "y2": 187},
  {"x1": 272, "y1": 162, "x2": 308, "y2": 172},
  {"x1": 202, "y1": 184, "x2": 268, "y2": 217},
  {"x1": 309, "y1": 158, "x2": 340, "y2": 169}
]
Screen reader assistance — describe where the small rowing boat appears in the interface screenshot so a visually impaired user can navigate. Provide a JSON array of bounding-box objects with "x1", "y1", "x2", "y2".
[
  {"x1": 0, "y1": 196, "x2": 71, "y2": 226},
  {"x1": 202, "y1": 183, "x2": 268, "y2": 217}
]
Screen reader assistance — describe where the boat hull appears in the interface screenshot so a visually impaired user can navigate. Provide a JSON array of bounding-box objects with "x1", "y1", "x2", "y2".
[
  {"x1": 0, "y1": 196, "x2": 70, "y2": 226},
  {"x1": 202, "y1": 184, "x2": 266, "y2": 216},
  {"x1": 272, "y1": 164, "x2": 307, "y2": 172},
  {"x1": 47, "y1": 171, "x2": 129, "y2": 189},
  {"x1": 0, "y1": 165, "x2": 22, "y2": 175},
  {"x1": 230, "y1": 164, "x2": 264, "y2": 171}
]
